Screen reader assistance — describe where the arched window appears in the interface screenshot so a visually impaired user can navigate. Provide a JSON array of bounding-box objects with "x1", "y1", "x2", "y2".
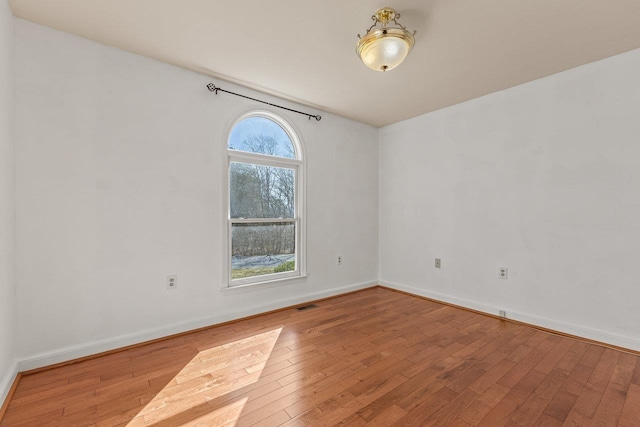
[{"x1": 226, "y1": 112, "x2": 305, "y2": 286}]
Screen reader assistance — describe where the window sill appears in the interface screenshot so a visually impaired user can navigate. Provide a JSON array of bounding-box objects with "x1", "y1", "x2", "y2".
[{"x1": 221, "y1": 274, "x2": 309, "y2": 295}]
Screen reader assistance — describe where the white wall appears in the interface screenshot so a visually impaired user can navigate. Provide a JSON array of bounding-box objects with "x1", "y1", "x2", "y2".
[
  {"x1": 14, "y1": 20, "x2": 378, "y2": 368},
  {"x1": 0, "y1": 0, "x2": 17, "y2": 404},
  {"x1": 379, "y1": 48, "x2": 640, "y2": 351}
]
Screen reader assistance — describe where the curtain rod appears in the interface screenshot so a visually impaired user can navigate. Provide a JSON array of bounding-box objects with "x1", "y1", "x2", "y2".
[{"x1": 206, "y1": 83, "x2": 322, "y2": 121}]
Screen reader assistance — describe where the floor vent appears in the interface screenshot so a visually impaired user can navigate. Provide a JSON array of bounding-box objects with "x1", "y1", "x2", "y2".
[{"x1": 296, "y1": 304, "x2": 318, "y2": 311}]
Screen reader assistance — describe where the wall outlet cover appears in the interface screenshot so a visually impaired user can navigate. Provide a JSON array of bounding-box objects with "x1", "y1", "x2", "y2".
[{"x1": 167, "y1": 274, "x2": 177, "y2": 289}]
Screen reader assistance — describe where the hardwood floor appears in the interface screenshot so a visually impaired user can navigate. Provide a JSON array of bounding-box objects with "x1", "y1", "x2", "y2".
[{"x1": 1, "y1": 287, "x2": 639, "y2": 426}]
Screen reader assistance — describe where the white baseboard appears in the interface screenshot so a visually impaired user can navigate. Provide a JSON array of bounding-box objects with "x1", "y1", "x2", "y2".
[
  {"x1": 380, "y1": 280, "x2": 640, "y2": 353},
  {"x1": 17, "y1": 280, "x2": 378, "y2": 372},
  {"x1": 0, "y1": 359, "x2": 18, "y2": 410}
]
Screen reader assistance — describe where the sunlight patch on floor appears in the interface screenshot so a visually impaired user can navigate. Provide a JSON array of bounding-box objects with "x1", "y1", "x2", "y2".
[{"x1": 133, "y1": 327, "x2": 283, "y2": 426}]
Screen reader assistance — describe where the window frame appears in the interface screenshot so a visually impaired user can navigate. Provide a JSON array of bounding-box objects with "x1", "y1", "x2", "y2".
[{"x1": 224, "y1": 111, "x2": 306, "y2": 289}]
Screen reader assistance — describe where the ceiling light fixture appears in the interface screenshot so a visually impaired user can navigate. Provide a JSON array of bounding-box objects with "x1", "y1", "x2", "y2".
[{"x1": 356, "y1": 7, "x2": 416, "y2": 72}]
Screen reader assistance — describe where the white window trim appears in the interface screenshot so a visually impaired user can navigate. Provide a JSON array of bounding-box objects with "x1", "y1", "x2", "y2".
[{"x1": 222, "y1": 110, "x2": 307, "y2": 290}]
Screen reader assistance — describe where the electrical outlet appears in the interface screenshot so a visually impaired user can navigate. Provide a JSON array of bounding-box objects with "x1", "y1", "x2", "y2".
[
  {"x1": 166, "y1": 274, "x2": 177, "y2": 290},
  {"x1": 435, "y1": 258, "x2": 441, "y2": 268},
  {"x1": 499, "y1": 310, "x2": 506, "y2": 318},
  {"x1": 499, "y1": 267, "x2": 508, "y2": 279},
  {"x1": 337, "y1": 256, "x2": 342, "y2": 266}
]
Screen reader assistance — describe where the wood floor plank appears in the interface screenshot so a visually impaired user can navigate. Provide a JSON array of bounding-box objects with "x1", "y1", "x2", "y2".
[
  {"x1": 585, "y1": 348, "x2": 622, "y2": 393},
  {"x1": 476, "y1": 368, "x2": 547, "y2": 426},
  {"x1": 2, "y1": 287, "x2": 639, "y2": 427},
  {"x1": 543, "y1": 390, "x2": 579, "y2": 422},
  {"x1": 619, "y1": 383, "x2": 640, "y2": 427},
  {"x1": 534, "y1": 413, "x2": 564, "y2": 427},
  {"x1": 302, "y1": 374, "x2": 408, "y2": 426},
  {"x1": 535, "y1": 338, "x2": 576, "y2": 375},
  {"x1": 282, "y1": 352, "x2": 416, "y2": 421},
  {"x1": 458, "y1": 400, "x2": 502, "y2": 426},
  {"x1": 506, "y1": 368, "x2": 567, "y2": 426},
  {"x1": 392, "y1": 385, "x2": 458, "y2": 426},
  {"x1": 562, "y1": 410, "x2": 591, "y2": 426},
  {"x1": 497, "y1": 335, "x2": 561, "y2": 390},
  {"x1": 363, "y1": 404, "x2": 407, "y2": 426},
  {"x1": 283, "y1": 390, "x2": 356, "y2": 426},
  {"x1": 422, "y1": 388, "x2": 479, "y2": 426},
  {"x1": 251, "y1": 409, "x2": 291, "y2": 427},
  {"x1": 589, "y1": 382, "x2": 628, "y2": 426},
  {"x1": 632, "y1": 357, "x2": 640, "y2": 386}
]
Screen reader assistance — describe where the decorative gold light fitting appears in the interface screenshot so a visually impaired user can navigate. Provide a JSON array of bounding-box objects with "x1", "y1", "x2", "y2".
[{"x1": 356, "y1": 7, "x2": 416, "y2": 72}]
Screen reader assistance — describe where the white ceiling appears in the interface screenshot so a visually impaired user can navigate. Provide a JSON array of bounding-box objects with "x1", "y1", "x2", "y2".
[{"x1": 9, "y1": 0, "x2": 640, "y2": 127}]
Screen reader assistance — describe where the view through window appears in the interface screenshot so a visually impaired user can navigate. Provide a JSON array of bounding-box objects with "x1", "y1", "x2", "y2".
[{"x1": 227, "y1": 114, "x2": 303, "y2": 285}]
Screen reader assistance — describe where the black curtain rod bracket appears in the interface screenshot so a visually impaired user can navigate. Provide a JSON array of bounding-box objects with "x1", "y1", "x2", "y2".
[{"x1": 206, "y1": 83, "x2": 321, "y2": 121}]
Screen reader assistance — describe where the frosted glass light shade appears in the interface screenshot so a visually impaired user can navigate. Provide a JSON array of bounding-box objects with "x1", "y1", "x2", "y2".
[
  {"x1": 357, "y1": 28, "x2": 413, "y2": 71},
  {"x1": 356, "y1": 28, "x2": 415, "y2": 72}
]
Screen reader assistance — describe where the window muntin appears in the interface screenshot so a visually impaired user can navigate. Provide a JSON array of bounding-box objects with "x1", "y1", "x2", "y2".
[{"x1": 227, "y1": 112, "x2": 304, "y2": 287}]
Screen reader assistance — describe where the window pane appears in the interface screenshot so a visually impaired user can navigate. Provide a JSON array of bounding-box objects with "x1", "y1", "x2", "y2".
[
  {"x1": 230, "y1": 162, "x2": 295, "y2": 219},
  {"x1": 228, "y1": 116, "x2": 295, "y2": 159},
  {"x1": 231, "y1": 222, "x2": 296, "y2": 280}
]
